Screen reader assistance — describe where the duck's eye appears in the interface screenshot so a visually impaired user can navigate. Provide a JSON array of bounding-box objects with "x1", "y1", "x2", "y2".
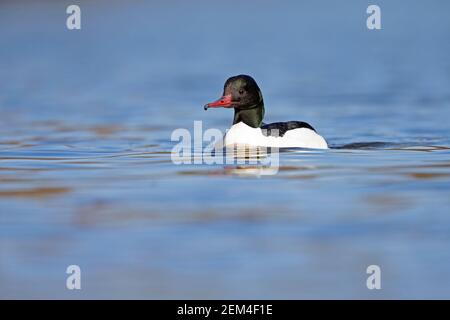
[{"x1": 239, "y1": 89, "x2": 244, "y2": 95}]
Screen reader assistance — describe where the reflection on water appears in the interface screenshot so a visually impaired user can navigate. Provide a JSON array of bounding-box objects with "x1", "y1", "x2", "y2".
[
  {"x1": 0, "y1": 187, "x2": 71, "y2": 198},
  {"x1": 1, "y1": 0, "x2": 450, "y2": 299}
]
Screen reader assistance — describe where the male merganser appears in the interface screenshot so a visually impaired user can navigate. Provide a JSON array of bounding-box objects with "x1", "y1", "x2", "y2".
[{"x1": 204, "y1": 75, "x2": 328, "y2": 149}]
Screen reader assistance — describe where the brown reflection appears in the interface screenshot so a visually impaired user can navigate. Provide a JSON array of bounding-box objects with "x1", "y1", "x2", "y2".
[
  {"x1": 0, "y1": 167, "x2": 47, "y2": 172},
  {"x1": 285, "y1": 174, "x2": 317, "y2": 180},
  {"x1": 88, "y1": 125, "x2": 122, "y2": 136},
  {"x1": 406, "y1": 172, "x2": 450, "y2": 180},
  {"x1": 364, "y1": 194, "x2": 412, "y2": 212},
  {"x1": 0, "y1": 140, "x2": 21, "y2": 145},
  {"x1": 0, "y1": 175, "x2": 33, "y2": 183},
  {"x1": 72, "y1": 202, "x2": 293, "y2": 227},
  {"x1": 0, "y1": 187, "x2": 71, "y2": 198}
]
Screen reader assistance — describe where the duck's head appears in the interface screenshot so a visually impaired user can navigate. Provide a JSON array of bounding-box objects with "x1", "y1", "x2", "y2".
[{"x1": 204, "y1": 75, "x2": 265, "y2": 128}]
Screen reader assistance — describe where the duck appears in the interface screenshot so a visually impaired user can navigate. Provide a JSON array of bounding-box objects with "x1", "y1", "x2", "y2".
[{"x1": 204, "y1": 75, "x2": 328, "y2": 149}]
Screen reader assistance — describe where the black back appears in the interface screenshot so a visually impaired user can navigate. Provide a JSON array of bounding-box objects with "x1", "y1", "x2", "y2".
[{"x1": 261, "y1": 121, "x2": 316, "y2": 137}]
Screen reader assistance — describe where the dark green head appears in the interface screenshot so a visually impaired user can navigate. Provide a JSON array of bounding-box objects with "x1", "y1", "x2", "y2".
[{"x1": 204, "y1": 75, "x2": 265, "y2": 128}]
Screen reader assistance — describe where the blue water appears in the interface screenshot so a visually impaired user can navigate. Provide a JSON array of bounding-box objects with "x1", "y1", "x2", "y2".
[{"x1": 1, "y1": 0, "x2": 450, "y2": 298}]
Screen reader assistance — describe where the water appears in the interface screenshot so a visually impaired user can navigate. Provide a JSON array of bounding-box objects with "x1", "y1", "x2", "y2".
[{"x1": 1, "y1": 0, "x2": 450, "y2": 299}]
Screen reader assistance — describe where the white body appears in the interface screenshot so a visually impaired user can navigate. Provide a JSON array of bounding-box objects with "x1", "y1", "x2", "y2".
[{"x1": 224, "y1": 122, "x2": 328, "y2": 149}]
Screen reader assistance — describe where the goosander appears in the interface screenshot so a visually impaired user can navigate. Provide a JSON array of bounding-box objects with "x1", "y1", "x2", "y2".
[{"x1": 204, "y1": 75, "x2": 328, "y2": 149}]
